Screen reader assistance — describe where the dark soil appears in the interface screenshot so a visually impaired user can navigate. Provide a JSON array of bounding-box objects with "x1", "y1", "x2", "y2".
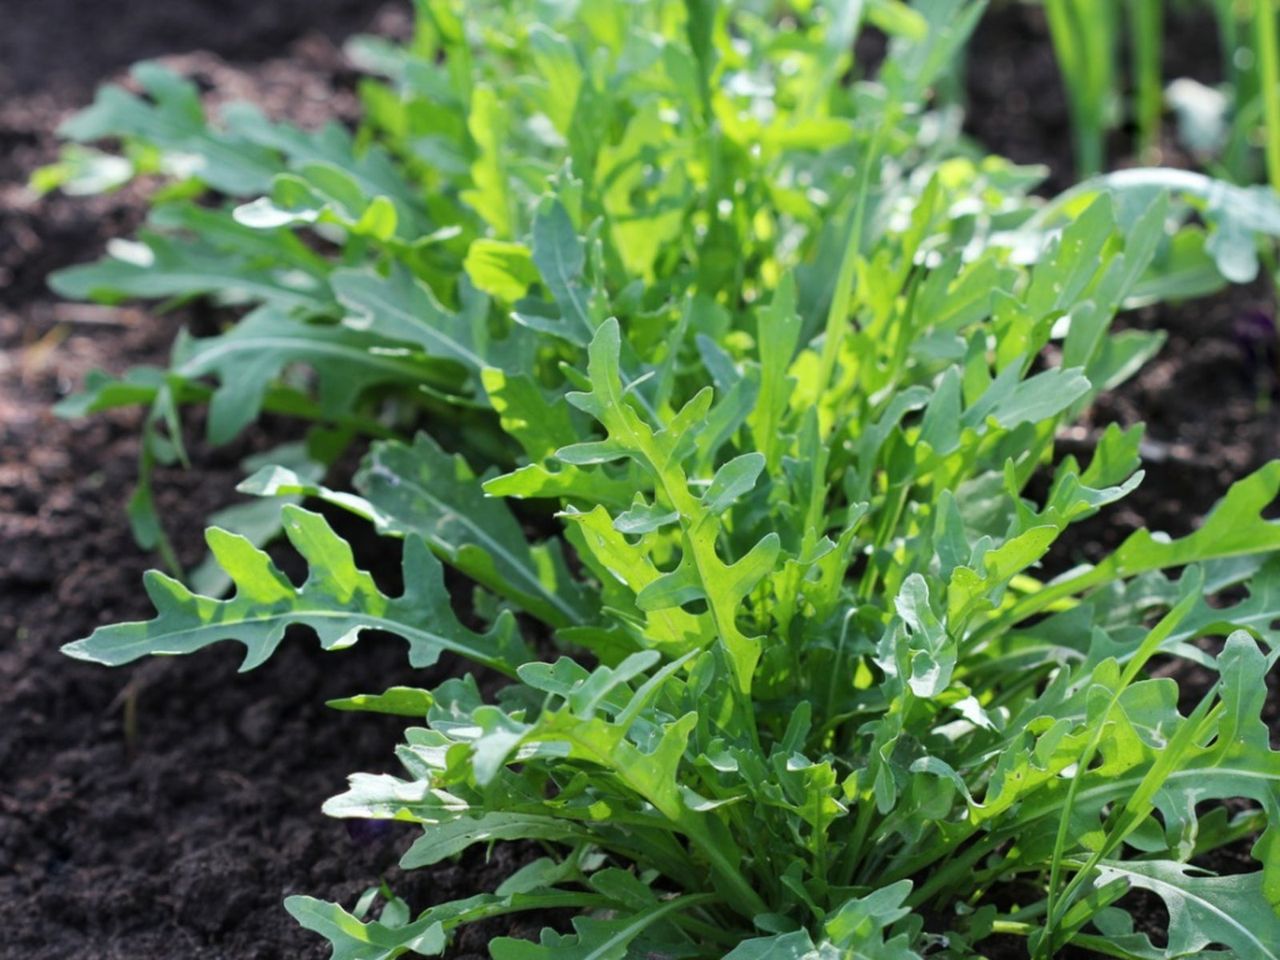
[
  {"x1": 1, "y1": 2, "x2": 1276, "y2": 960},
  {"x1": 0, "y1": 0, "x2": 378, "y2": 99}
]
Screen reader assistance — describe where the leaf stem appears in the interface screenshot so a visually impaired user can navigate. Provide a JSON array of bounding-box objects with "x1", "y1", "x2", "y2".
[
  {"x1": 1258, "y1": 0, "x2": 1280, "y2": 193},
  {"x1": 1038, "y1": 582, "x2": 1201, "y2": 958},
  {"x1": 815, "y1": 108, "x2": 894, "y2": 404},
  {"x1": 990, "y1": 920, "x2": 1148, "y2": 960}
]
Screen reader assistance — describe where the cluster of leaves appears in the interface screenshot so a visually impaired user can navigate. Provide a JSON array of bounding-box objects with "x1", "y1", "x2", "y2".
[
  {"x1": 54, "y1": 0, "x2": 1280, "y2": 958},
  {"x1": 43, "y1": 0, "x2": 1005, "y2": 582}
]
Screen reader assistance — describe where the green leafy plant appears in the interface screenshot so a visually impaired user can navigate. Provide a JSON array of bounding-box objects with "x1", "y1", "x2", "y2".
[
  {"x1": 55, "y1": 1, "x2": 1280, "y2": 958},
  {"x1": 1019, "y1": 165, "x2": 1280, "y2": 290},
  {"x1": 41, "y1": 0, "x2": 1004, "y2": 583}
]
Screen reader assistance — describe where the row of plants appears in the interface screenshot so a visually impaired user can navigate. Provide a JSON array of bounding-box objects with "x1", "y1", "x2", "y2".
[
  {"x1": 45, "y1": 0, "x2": 1280, "y2": 957},
  {"x1": 1042, "y1": 0, "x2": 1280, "y2": 187}
]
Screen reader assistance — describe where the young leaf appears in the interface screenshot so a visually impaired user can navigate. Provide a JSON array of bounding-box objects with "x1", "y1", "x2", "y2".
[{"x1": 63, "y1": 506, "x2": 528, "y2": 676}]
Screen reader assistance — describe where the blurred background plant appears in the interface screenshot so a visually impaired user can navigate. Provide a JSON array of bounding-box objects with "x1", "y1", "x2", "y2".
[{"x1": 1037, "y1": 0, "x2": 1280, "y2": 186}]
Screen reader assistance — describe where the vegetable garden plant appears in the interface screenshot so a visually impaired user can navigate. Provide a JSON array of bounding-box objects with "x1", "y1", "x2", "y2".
[{"x1": 47, "y1": 0, "x2": 1280, "y2": 957}]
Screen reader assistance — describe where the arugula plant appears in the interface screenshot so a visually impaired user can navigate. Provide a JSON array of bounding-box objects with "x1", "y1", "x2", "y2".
[
  {"x1": 42, "y1": 0, "x2": 997, "y2": 583},
  {"x1": 58, "y1": 1, "x2": 1280, "y2": 958},
  {"x1": 1012, "y1": 165, "x2": 1280, "y2": 297}
]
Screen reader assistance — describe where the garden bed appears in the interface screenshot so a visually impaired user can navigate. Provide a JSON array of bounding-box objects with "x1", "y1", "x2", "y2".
[{"x1": 1, "y1": 3, "x2": 1276, "y2": 958}]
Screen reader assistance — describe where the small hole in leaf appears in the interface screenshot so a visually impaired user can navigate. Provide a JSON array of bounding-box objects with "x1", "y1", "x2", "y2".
[
  {"x1": 1113, "y1": 887, "x2": 1170, "y2": 949},
  {"x1": 652, "y1": 547, "x2": 682, "y2": 575}
]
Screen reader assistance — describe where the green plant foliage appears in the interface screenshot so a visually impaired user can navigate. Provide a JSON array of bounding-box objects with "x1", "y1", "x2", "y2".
[
  {"x1": 65, "y1": 506, "x2": 530, "y2": 675},
  {"x1": 1043, "y1": 0, "x2": 1121, "y2": 177},
  {"x1": 43, "y1": 0, "x2": 1031, "y2": 571},
  {"x1": 1040, "y1": 0, "x2": 1280, "y2": 204},
  {"x1": 54, "y1": 0, "x2": 1280, "y2": 958},
  {"x1": 1028, "y1": 166, "x2": 1280, "y2": 289}
]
